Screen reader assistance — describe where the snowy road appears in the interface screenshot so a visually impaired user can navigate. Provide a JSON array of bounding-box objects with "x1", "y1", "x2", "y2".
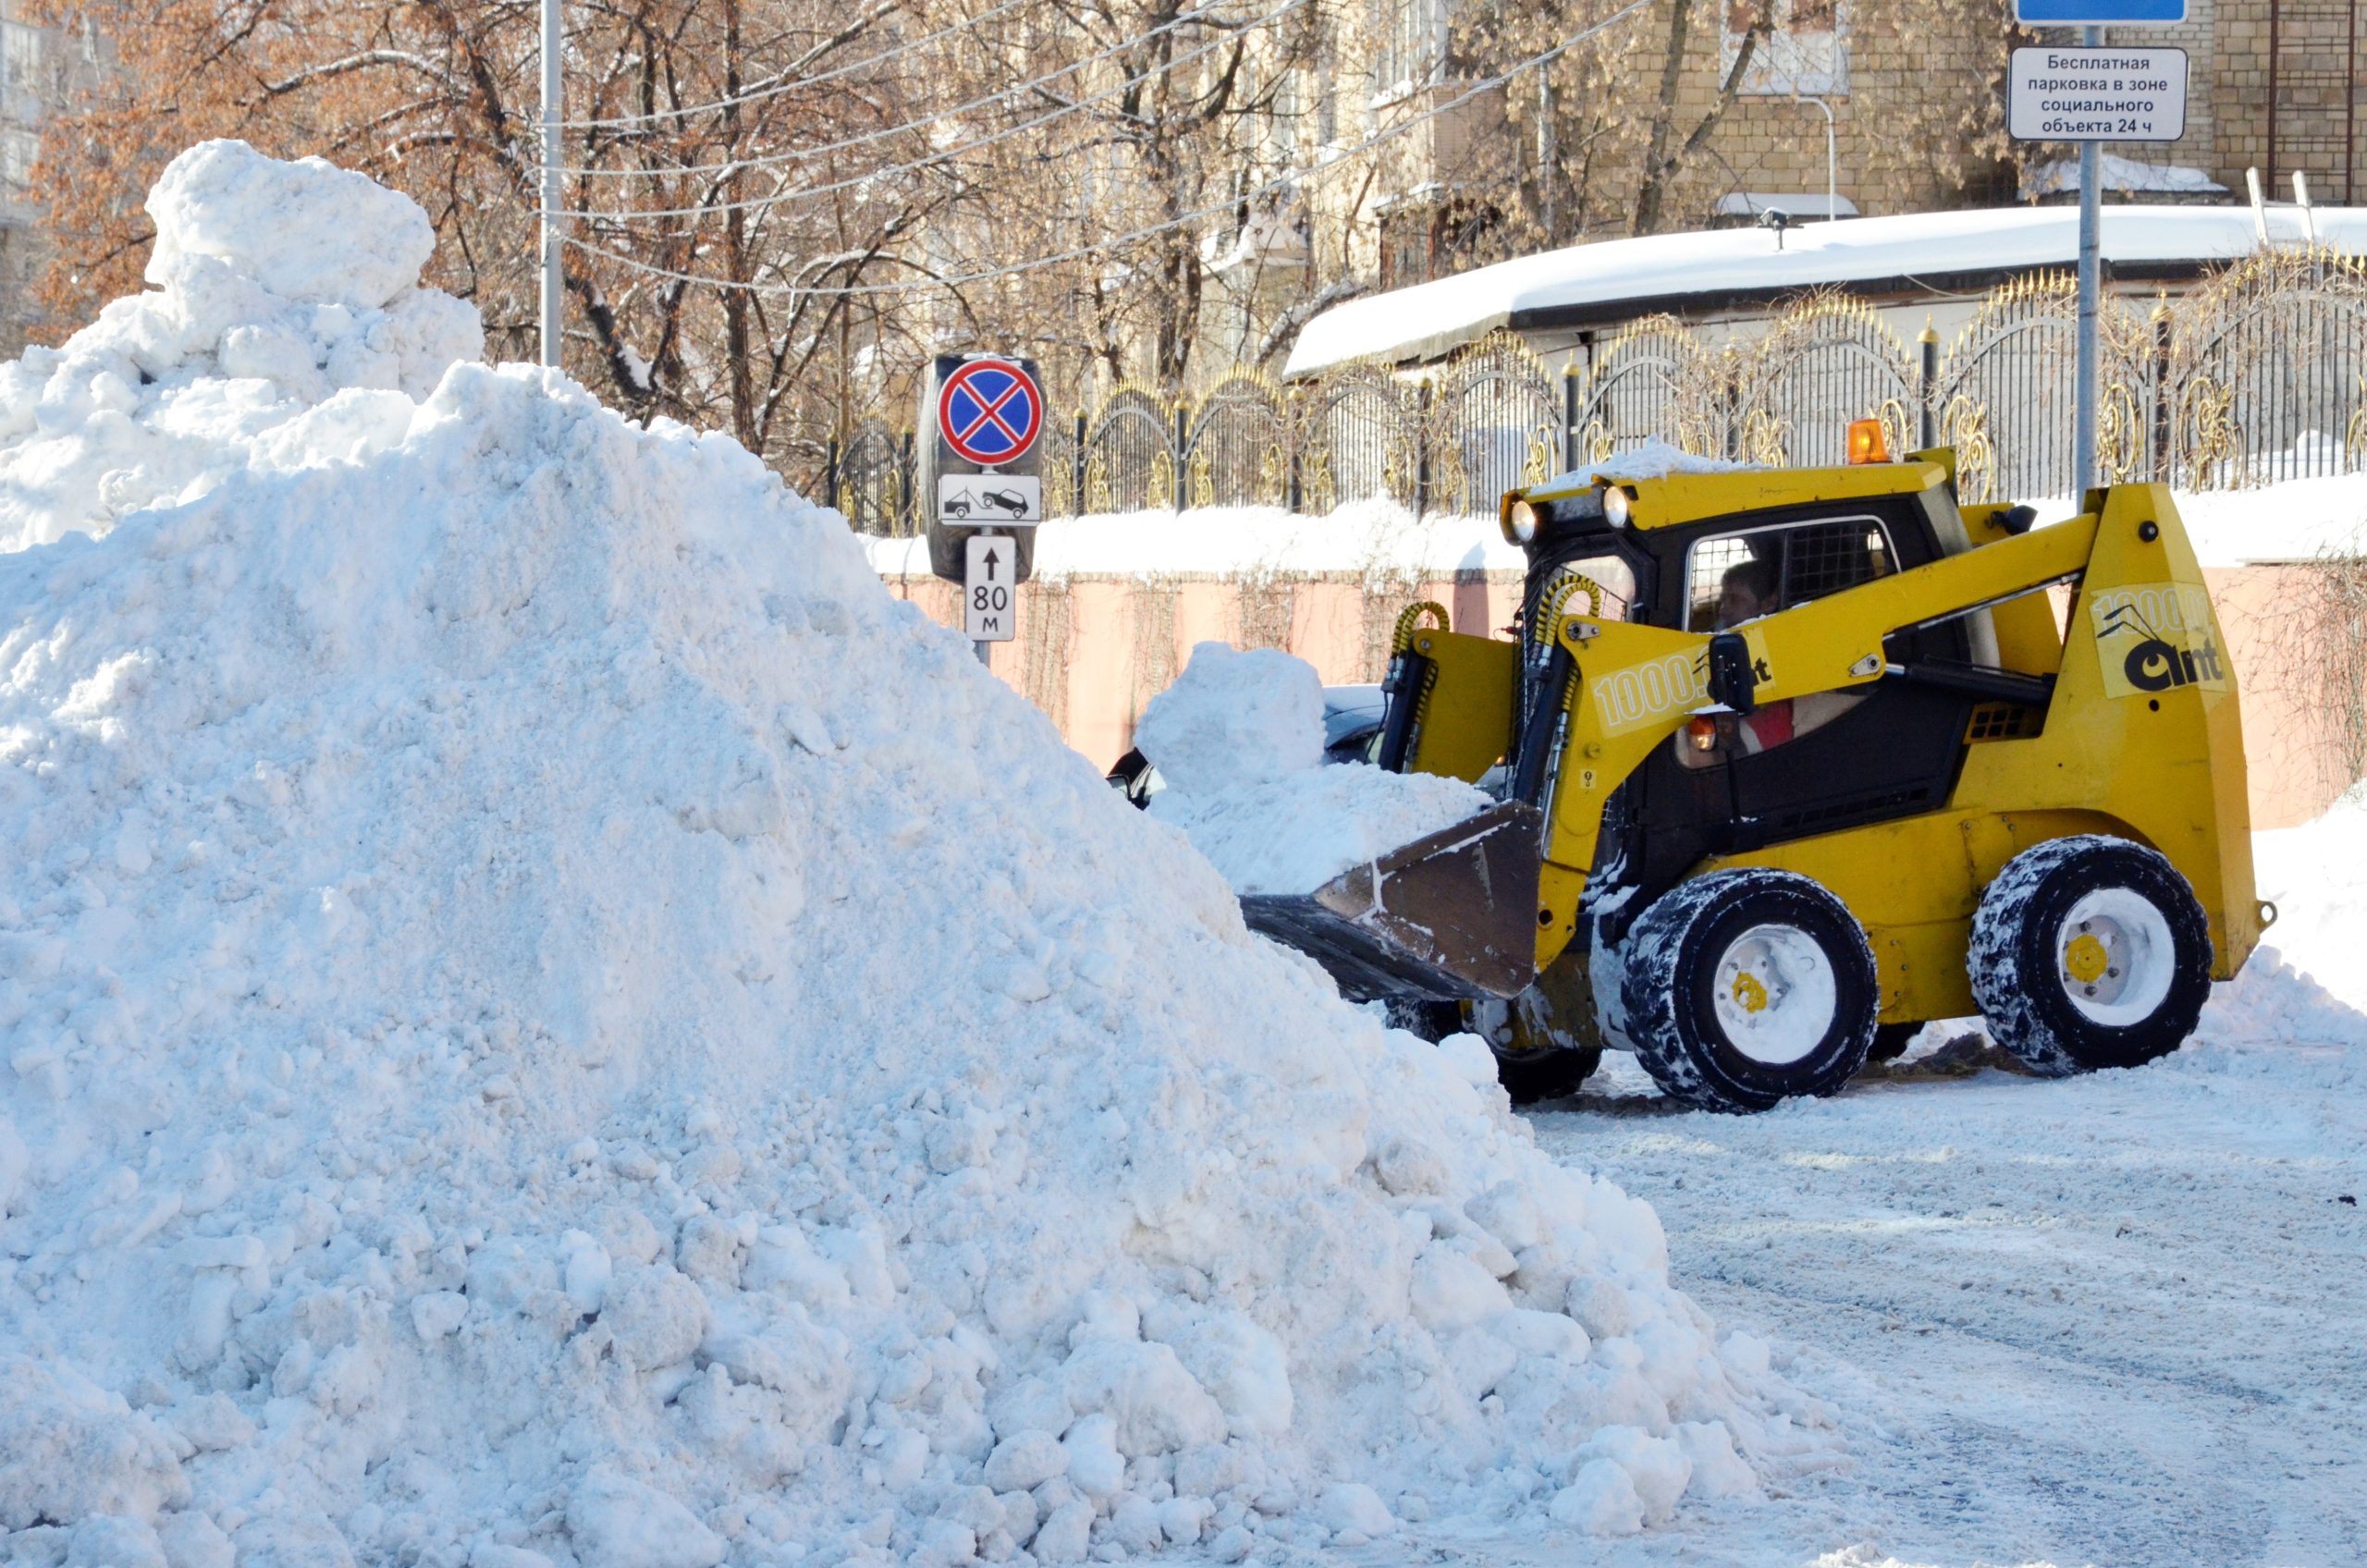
[
  {"x1": 1161, "y1": 827, "x2": 2367, "y2": 1568},
  {"x1": 1511, "y1": 1031, "x2": 2367, "y2": 1568},
  {"x1": 1380, "y1": 801, "x2": 2367, "y2": 1568}
]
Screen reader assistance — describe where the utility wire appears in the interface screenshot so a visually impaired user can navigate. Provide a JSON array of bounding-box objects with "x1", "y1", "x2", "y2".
[
  {"x1": 554, "y1": 5, "x2": 1297, "y2": 220},
  {"x1": 561, "y1": 0, "x2": 1031, "y2": 129},
  {"x1": 556, "y1": 0, "x2": 1301, "y2": 185},
  {"x1": 562, "y1": 0, "x2": 1652, "y2": 299}
]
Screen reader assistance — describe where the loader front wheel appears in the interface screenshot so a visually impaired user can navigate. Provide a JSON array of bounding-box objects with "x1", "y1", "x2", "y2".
[
  {"x1": 1968, "y1": 836, "x2": 2211, "y2": 1077},
  {"x1": 1622, "y1": 870, "x2": 1879, "y2": 1113}
]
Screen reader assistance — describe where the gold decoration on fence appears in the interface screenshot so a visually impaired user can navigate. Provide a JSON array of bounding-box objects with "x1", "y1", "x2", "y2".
[
  {"x1": 1737, "y1": 407, "x2": 1787, "y2": 467},
  {"x1": 1940, "y1": 394, "x2": 1996, "y2": 504},
  {"x1": 1875, "y1": 397, "x2": 1913, "y2": 469},
  {"x1": 1298, "y1": 360, "x2": 1420, "y2": 510},
  {"x1": 1430, "y1": 331, "x2": 1562, "y2": 515},
  {"x1": 2096, "y1": 380, "x2": 2150, "y2": 484},
  {"x1": 2178, "y1": 375, "x2": 2239, "y2": 486}
]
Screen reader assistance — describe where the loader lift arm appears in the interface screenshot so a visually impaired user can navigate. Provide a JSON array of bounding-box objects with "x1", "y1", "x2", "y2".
[{"x1": 1527, "y1": 510, "x2": 2103, "y2": 968}]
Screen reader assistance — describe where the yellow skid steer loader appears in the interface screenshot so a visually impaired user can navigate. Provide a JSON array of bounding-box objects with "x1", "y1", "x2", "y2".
[{"x1": 1244, "y1": 433, "x2": 2266, "y2": 1112}]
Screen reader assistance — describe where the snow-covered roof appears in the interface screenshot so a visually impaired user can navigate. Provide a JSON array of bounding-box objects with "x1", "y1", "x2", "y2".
[
  {"x1": 1711, "y1": 192, "x2": 1860, "y2": 219},
  {"x1": 1284, "y1": 204, "x2": 2367, "y2": 377}
]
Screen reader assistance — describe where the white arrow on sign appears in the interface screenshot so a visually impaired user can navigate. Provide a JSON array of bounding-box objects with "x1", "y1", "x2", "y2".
[{"x1": 964, "y1": 533, "x2": 1017, "y2": 642}]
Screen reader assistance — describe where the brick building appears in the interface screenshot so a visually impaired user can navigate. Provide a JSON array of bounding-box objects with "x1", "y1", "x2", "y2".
[
  {"x1": 0, "y1": 0, "x2": 103, "y2": 357},
  {"x1": 1255, "y1": 0, "x2": 2367, "y2": 325}
]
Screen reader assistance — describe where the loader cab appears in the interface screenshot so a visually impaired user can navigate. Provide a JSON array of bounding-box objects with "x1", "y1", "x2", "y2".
[{"x1": 1532, "y1": 468, "x2": 2006, "y2": 924}]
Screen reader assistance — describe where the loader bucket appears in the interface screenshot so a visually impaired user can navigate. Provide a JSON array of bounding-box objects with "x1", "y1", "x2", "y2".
[{"x1": 1239, "y1": 800, "x2": 1545, "y2": 1002}]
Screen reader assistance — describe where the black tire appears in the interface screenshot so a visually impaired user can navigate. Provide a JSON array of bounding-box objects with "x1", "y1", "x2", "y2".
[
  {"x1": 1491, "y1": 1043, "x2": 1600, "y2": 1105},
  {"x1": 1968, "y1": 835, "x2": 2212, "y2": 1078},
  {"x1": 1866, "y1": 1022, "x2": 1921, "y2": 1063},
  {"x1": 1381, "y1": 997, "x2": 1462, "y2": 1042},
  {"x1": 1622, "y1": 869, "x2": 1879, "y2": 1113},
  {"x1": 1467, "y1": 989, "x2": 1600, "y2": 1105},
  {"x1": 1380, "y1": 998, "x2": 1598, "y2": 1103}
]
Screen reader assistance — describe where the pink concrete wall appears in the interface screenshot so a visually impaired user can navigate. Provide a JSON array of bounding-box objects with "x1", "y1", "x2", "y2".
[{"x1": 883, "y1": 565, "x2": 2349, "y2": 831}]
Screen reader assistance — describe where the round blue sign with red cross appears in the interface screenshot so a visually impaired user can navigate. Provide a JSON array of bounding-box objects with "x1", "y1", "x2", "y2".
[{"x1": 938, "y1": 359, "x2": 1042, "y2": 467}]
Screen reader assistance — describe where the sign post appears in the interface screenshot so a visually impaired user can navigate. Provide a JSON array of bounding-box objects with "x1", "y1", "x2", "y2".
[
  {"x1": 2007, "y1": 3, "x2": 2188, "y2": 496},
  {"x1": 920, "y1": 354, "x2": 1046, "y2": 666}
]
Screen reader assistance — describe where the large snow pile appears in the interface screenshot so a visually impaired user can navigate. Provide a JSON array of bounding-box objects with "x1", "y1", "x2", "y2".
[
  {"x1": 0, "y1": 145, "x2": 1828, "y2": 1568},
  {"x1": 0, "y1": 142, "x2": 481, "y2": 554},
  {"x1": 1135, "y1": 643, "x2": 1496, "y2": 895}
]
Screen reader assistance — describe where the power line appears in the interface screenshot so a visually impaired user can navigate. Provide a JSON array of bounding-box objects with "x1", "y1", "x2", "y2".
[
  {"x1": 563, "y1": 0, "x2": 1653, "y2": 300},
  {"x1": 561, "y1": 0, "x2": 1031, "y2": 130},
  {"x1": 556, "y1": 0, "x2": 1302, "y2": 185}
]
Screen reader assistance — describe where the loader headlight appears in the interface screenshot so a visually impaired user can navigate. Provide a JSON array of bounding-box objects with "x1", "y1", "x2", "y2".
[
  {"x1": 1602, "y1": 486, "x2": 1633, "y2": 528},
  {"x1": 1502, "y1": 497, "x2": 1542, "y2": 545}
]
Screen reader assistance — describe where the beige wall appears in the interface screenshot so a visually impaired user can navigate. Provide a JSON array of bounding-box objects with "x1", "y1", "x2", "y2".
[{"x1": 883, "y1": 561, "x2": 2350, "y2": 832}]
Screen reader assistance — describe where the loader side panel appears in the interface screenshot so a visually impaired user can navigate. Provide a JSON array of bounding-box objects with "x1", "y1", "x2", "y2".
[{"x1": 1952, "y1": 485, "x2": 2258, "y2": 978}]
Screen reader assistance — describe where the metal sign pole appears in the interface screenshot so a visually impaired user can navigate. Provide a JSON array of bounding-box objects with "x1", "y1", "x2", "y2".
[
  {"x1": 2073, "y1": 22, "x2": 2103, "y2": 496},
  {"x1": 540, "y1": 0, "x2": 563, "y2": 370}
]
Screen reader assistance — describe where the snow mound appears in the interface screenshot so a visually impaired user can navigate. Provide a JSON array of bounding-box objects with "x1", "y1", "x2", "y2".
[
  {"x1": 1151, "y1": 762, "x2": 1497, "y2": 896},
  {"x1": 0, "y1": 146, "x2": 1827, "y2": 1566},
  {"x1": 1136, "y1": 643, "x2": 1496, "y2": 893},
  {"x1": 1133, "y1": 642, "x2": 1324, "y2": 794},
  {"x1": 0, "y1": 140, "x2": 482, "y2": 553},
  {"x1": 1558, "y1": 438, "x2": 1760, "y2": 487}
]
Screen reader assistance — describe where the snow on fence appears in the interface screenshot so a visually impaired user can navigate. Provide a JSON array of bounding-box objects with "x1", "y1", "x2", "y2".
[{"x1": 827, "y1": 248, "x2": 2367, "y2": 533}]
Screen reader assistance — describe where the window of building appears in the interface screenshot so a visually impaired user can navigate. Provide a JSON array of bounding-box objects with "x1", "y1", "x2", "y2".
[
  {"x1": 1378, "y1": 196, "x2": 1496, "y2": 290},
  {"x1": 1723, "y1": 0, "x2": 1847, "y2": 98},
  {"x1": 1372, "y1": 0, "x2": 1447, "y2": 99},
  {"x1": 1, "y1": 126, "x2": 38, "y2": 195}
]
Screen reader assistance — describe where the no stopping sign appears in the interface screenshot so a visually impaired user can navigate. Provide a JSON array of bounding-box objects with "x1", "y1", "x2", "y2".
[{"x1": 937, "y1": 359, "x2": 1043, "y2": 467}]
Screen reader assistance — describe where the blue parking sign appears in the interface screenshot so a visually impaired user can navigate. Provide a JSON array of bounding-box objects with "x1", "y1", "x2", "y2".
[{"x1": 2015, "y1": 1, "x2": 2186, "y2": 22}]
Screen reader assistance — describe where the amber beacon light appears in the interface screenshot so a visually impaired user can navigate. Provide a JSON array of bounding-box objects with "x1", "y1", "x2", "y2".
[{"x1": 1846, "y1": 418, "x2": 1891, "y2": 465}]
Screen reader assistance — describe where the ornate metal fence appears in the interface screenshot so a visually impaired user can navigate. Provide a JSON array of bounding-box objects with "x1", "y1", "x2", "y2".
[
  {"x1": 1181, "y1": 372, "x2": 1290, "y2": 508},
  {"x1": 1732, "y1": 295, "x2": 1919, "y2": 469},
  {"x1": 1296, "y1": 363, "x2": 1418, "y2": 515},
  {"x1": 2167, "y1": 247, "x2": 2367, "y2": 488},
  {"x1": 1572, "y1": 316, "x2": 1726, "y2": 465},
  {"x1": 824, "y1": 421, "x2": 914, "y2": 536},
  {"x1": 826, "y1": 250, "x2": 2367, "y2": 533},
  {"x1": 1082, "y1": 386, "x2": 1178, "y2": 514},
  {"x1": 1425, "y1": 333, "x2": 1563, "y2": 516}
]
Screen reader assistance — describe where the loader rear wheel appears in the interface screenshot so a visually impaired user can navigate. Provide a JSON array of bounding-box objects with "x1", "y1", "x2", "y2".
[
  {"x1": 1968, "y1": 836, "x2": 2211, "y2": 1078},
  {"x1": 1622, "y1": 869, "x2": 1879, "y2": 1113}
]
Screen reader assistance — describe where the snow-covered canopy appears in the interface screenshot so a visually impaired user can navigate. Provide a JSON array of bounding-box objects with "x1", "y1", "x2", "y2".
[
  {"x1": 1284, "y1": 204, "x2": 2367, "y2": 378},
  {"x1": 2021, "y1": 153, "x2": 2229, "y2": 201}
]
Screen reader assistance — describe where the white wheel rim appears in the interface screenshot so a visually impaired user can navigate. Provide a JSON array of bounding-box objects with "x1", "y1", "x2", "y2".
[
  {"x1": 2056, "y1": 888, "x2": 2176, "y2": 1026},
  {"x1": 1710, "y1": 923, "x2": 1837, "y2": 1065}
]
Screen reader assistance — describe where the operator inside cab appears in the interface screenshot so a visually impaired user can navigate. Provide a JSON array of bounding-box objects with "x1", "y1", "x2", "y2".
[{"x1": 1679, "y1": 557, "x2": 1861, "y2": 766}]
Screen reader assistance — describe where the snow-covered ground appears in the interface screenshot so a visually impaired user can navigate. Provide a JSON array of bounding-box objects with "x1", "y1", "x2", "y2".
[{"x1": 1422, "y1": 795, "x2": 2367, "y2": 1568}]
